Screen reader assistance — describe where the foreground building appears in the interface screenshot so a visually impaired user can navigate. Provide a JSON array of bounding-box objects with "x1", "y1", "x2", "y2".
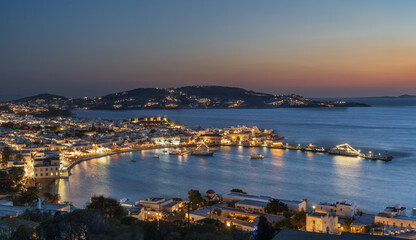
[
  {"x1": 306, "y1": 212, "x2": 341, "y2": 235},
  {"x1": 222, "y1": 192, "x2": 306, "y2": 213},
  {"x1": 273, "y1": 229, "x2": 398, "y2": 240},
  {"x1": 314, "y1": 200, "x2": 355, "y2": 218}
]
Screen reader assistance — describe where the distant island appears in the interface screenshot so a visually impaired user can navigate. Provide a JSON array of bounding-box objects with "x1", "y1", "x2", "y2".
[
  {"x1": 365, "y1": 94, "x2": 416, "y2": 99},
  {"x1": 2, "y1": 86, "x2": 369, "y2": 114}
]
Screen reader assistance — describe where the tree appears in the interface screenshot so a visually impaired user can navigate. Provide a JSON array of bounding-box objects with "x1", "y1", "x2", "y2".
[
  {"x1": 19, "y1": 187, "x2": 39, "y2": 205},
  {"x1": 230, "y1": 189, "x2": 247, "y2": 194},
  {"x1": 36, "y1": 209, "x2": 111, "y2": 240},
  {"x1": 44, "y1": 192, "x2": 60, "y2": 204},
  {"x1": 257, "y1": 216, "x2": 274, "y2": 240},
  {"x1": 343, "y1": 218, "x2": 354, "y2": 232},
  {"x1": 265, "y1": 199, "x2": 288, "y2": 215},
  {"x1": 0, "y1": 171, "x2": 14, "y2": 193},
  {"x1": 8, "y1": 167, "x2": 25, "y2": 186},
  {"x1": 9, "y1": 225, "x2": 34, "y2": 240},
  {"x1": 1, "y1": 146, "x2": 12, "y2": 169},
  {"x1": 21, "y1": 209, "x2": 53, "y2": 222},
  {"x1": 226, "y1": 200, "x2": 238, "y2": 208},
  {"x1": 86, "y1": 195, "x2": 126, "y2": 219},
  {"x1": 188, "y1": 189, "x2": 203, "y2": 210},
  {"x1": 290, "y1": 211, "x2": 307, "y2": 230}
]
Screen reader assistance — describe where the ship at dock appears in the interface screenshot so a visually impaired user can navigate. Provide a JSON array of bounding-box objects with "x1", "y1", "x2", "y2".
[
  {"x1": 303, "y1": 143, "x2": 327, "y2": 153},
  {"x1": 328, "y1": 143, "x2": 361, "y2": 157},
  {"x1": 191, "y1": 142, "x2": 214, "y2": 156},
  {"x1": 364, "y1": 151, "x2": 393, "y2": 161}
]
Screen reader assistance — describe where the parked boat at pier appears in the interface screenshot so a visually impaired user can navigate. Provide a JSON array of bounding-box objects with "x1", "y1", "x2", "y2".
[
  {"x1": 364, "y1": 151, "x2": 393, "y2": 161},
  {"x1": 191, "y1": 142, "x2": 214, "y2": 156},
  {"x1": 328, "y1": 143, "x2": 361, "y2": 157},
  {"x1": 285, "y1": 144, "x2": 302, "y2": 150},
  {"x1": 169, "y1": 150, "x2": 188, "y2": 155},
  {"x1": 303, "y1": 144, "x2": 327, "y2": 152}
]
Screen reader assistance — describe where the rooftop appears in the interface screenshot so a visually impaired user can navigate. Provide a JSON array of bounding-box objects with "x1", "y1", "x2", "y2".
[
  {"x1": 273, "y1": 229, "x2": 398, "y2": 240},
  {"x1": 236, "y1": 199, "x2": 268, "y2": 208}
]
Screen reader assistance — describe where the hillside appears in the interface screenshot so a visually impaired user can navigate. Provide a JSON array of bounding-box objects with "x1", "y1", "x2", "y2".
[{"x1": 69, "y1": 85, "x2": 369, "y2": 110}]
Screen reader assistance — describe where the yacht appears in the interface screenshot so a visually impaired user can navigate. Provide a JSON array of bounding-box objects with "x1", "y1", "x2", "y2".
[
  {"x1": 328, "y1": 143, "x2": 361, "y2": 157},
  {"x1": 191, "y1": 142, "x2": 214, "y2": 156}
]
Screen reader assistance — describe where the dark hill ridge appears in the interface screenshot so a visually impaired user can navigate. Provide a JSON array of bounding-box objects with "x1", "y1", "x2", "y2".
[
  {"x1": 10, "y1": 86, "x2": 370, "y2": 110},
  {"x1": 14, "y1": 93, "x2": 67, "y2": 103},
  {"x1": 73, "y1": 85, "x2": 369, "y2": 109}
]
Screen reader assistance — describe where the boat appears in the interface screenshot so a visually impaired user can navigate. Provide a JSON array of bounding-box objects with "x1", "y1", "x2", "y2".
[
  {"x1": 364, "y1": 151, "x2": 393, "y2": 161},
  {"x1": 303, "y1": 144, "x2": 318, "y2": 152},
  {"x1": 328, "y1": 143, "x2": 361, "y2": 157},
  {"x1": 191, "y1": 142, "x2": 214, "y2": 156},
  {"x1": 314, "y1": 147, "x2": 327, "y2": 153},
  {"x1": 169, "y1": 150, "x2": 188, "y2": 155},
  {"x1": 285, "y1": 143, "x2": 303, "y2": 150},
  {"x1": 250, "y1": 153, "x2": 264, "y2": 160},
  {"x1": 191, "y1": 150, "x2": 214, "y2": 156},
  {"x1": 130, "y1": 159, "x2": 137, "y2": 162},
  {"x1": 153, "y1": 154, "x2": 160, "y2": 158}
]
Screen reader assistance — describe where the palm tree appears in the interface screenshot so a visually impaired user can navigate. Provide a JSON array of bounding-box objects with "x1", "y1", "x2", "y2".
[{"x1": 44, "y1": 192, "x2": 60, "y2": 204}]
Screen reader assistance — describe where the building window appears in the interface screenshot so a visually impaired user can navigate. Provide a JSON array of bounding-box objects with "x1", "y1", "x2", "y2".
[
  {"x1": 46, "y1": 173, "x2": 48, "y2": 176},
  {"x1": 45, "y1": 168, "x2": 48, "y2": 171},
  {"x1": 41, "y1": 173, "x2": 43, "y2": 176},
  {"x1": 35, "y1": 174, "x2": 37, "y2": 177}
]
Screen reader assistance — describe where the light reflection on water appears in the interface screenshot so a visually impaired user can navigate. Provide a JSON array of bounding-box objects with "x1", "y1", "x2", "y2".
[
  {"x1": 56, "y1": 106, "x2": 416, "y2": 211},
  {"x1": 52, "y1": 146, "x2": 415, "y2": 212}
]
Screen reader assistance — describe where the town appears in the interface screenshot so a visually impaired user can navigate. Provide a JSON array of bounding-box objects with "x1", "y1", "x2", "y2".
[{"x1": 0, "y1": 111, "x2": 415, "y2": 239}]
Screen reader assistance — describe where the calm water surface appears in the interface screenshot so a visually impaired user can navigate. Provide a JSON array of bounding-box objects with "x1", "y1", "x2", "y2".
[{"x1": 50, "y1": 104, "x2": 416, "y2": 212}]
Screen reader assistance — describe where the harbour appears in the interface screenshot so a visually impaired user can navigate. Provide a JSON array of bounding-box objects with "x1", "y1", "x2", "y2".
[{"x1": 44, "y1": 103, "x2": 416, "y2": 211}]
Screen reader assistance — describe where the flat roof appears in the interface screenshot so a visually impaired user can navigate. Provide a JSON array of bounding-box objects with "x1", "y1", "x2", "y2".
[
  {"x1": 308, "y1": 212, "x2": 329, "y2": 217},
  {"x1": 236, "y1": 199, "x2": 268, "y2": 208}
]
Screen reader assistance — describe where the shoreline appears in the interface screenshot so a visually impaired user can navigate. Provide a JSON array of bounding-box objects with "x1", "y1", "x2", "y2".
[{"x1": 65, "y1": 145, "x2": 198, "y2": 174}]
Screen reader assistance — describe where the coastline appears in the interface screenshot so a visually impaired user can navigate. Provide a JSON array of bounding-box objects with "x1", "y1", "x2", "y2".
[{"x1": 64, "y1": 145, "x2": 197, "y2": 175}]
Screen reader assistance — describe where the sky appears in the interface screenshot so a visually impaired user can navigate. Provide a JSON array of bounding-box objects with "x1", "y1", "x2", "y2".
[{"x1": 1, "y1": 0, "x2": 416, "y2": 98}]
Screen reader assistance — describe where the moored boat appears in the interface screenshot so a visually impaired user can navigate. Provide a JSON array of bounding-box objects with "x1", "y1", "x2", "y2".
[
  {"x1": 169, "y1": 150, "x2": 188, "y2": 155},
  {"x1": 328, "y1": 143, "x2": 361, "y2": 157},
  {"x1": 191, "y1": 142, "x2": 214, "y2": 156},
  {"x1": 364, "y1": 151, "x2": 393, "y2": 161},
  {"x1": 191, "y1": 150, "x2": 214, "y2": 156},
  {"x1": 153, "y1": 154, "x2": 160, "y2": 158},
  {"x1": 303, "y1": 143, "x2": 317, "y2": 151},
  {"x1": 130, "y1": 159, "x2": 137, "y2": 162}
]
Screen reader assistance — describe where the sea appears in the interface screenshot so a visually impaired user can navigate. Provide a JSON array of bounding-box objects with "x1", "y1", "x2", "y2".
[{"x1": 46, "y1": 98, "x2": 416, "y2": 214}]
